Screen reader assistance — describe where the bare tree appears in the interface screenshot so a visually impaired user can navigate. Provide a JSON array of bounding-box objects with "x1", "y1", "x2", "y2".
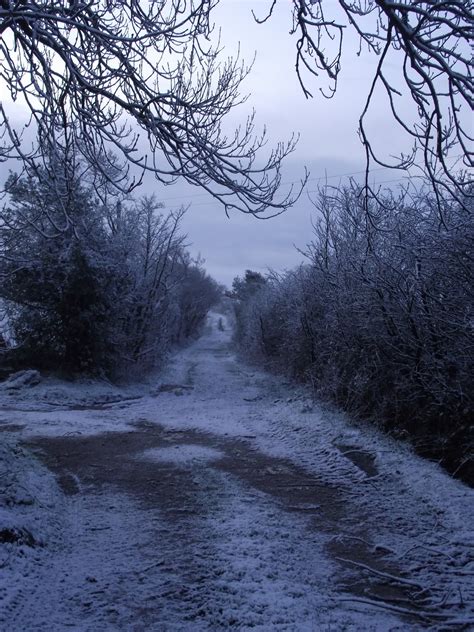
[
  {"x1": 0, "y1": 0, "x2": 305, "y2": 216},
  {"x1": 234, "y1": 183, "x2": 473, "y2": 482},
  {"x1": 254, "y1": 1, "x2": 473, "y2": 204}
]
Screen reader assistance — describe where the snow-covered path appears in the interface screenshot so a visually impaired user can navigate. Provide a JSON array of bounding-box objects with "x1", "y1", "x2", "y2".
[{"x1": 0, "y1": 312, "x2": 473, "y2": 631}]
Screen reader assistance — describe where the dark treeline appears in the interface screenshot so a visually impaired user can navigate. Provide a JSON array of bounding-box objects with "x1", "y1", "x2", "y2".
[
  {"x1": 0, "y1": 165, "x2": 220, "y2": 379},
  {"x1": 234, "y1": 185, "x2": 473, "y2": 484}
]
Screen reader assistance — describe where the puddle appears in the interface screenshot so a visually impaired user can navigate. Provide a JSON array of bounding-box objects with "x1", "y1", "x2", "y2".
[
  {"x1": 140, "y1": 444, "x2": 223, "y2": 465},
  {"x1": 157, "y1": 384, "x2": 194, "y2": 394},
  {"x1": 335, "y1": 443, "x2": 378, "y2": 477},
  {"x1": 48, "y1": 395, "x2": 143, "y2": 411}
]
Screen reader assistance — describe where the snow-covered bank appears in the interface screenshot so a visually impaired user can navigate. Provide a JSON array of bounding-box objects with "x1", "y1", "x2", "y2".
[
  {"x1": 0, "y1": 311, "x2": 473, "y2": 630},
  {"x1": 0, "y1": 437, "x2": 66, "y2": 626}
]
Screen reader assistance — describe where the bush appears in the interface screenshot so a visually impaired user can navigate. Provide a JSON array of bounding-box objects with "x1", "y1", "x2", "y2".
[
  {"x1": 0, "y1": 167, "x2": 220, "y2": 378},
  {"x1": 234, "y1": 187, "x2": 473, "y2": 484}
]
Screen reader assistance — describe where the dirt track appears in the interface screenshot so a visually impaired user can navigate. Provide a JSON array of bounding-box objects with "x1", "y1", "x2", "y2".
[
  {"x1": 26, "y1": 419, "x2": 420, "y2": 630},
  {"x1": 1, "y1": 313, "x2": 473, "y2": 630}
]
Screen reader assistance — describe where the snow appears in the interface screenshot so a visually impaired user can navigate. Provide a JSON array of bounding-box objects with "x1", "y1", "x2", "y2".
[
  {"x1": 0, "y1": 310, "x2": 473, "y2": 630},
  {"x1": 140, "y1": 445, "x2": 224, "y2": 465},
  {"x1": 0, "y1": 369, "x2": 41, "y2": 390}
]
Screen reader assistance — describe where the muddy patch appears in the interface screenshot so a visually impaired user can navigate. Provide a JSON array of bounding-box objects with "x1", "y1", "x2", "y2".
[
  {"x1": 46, "y1": 395, "x2": 143, "y2": 411},
  {"x1": 25, "y1": 421, "x2": 429, "y2": 626},
  {"x1": 335, "y1": 443, "x2": 378, "y2": 477},
  {"x1": 140, "y1": 444, "x2": 223, "y2": 465},
  {"x1": 26, "y1": 420, "x2": 342, "y2": 526},
  {"x1": 0, "y1": 423, "x2": 25, "y2": 433},
  {"x1": 156, "y1": 384, "x2": 194, "y2": 396},
  {"x1": 0, "y1": 526, "x2": 37, "y2": 547}
]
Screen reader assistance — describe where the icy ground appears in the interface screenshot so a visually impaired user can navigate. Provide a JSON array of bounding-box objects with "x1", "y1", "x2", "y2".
[{"x1": 0, "y1": 312, "x2": 473, "y2": 631}]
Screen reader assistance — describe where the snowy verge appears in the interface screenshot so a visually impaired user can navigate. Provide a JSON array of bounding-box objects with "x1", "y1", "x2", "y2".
[{"x1": 0, "y1": 438, "x2": 65, "y2": 624}]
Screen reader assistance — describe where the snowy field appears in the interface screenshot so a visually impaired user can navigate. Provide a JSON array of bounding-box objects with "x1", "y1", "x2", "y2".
[{"x1": 0, "y1": 312, "x2": 472, "y2": 631}]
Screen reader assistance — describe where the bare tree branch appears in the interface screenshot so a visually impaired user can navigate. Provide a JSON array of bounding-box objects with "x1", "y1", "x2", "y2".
[
  {"x1": 0, "y1": 1, "x2": 306, "y2": 216},
  {"x1": 260, "y1": 0, "x2": 473, "y2": 205}
]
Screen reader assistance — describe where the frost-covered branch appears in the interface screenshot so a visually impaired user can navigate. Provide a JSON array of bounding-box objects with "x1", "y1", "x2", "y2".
[{"x1": 0, "y1": 0, "x2": 306, "y2": 216}]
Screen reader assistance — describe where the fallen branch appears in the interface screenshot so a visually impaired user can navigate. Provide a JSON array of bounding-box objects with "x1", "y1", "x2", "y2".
[
  {"x1": 399, "y1": 543, "x2": 456, "y2": 561},
  {"x1": 138, "y1": 560, "x2": 165, "y2": 574},
  {"x1": 335, "y1": 556, "x2": 424, "y2": 589},
  {"x1": 338, "y1": 596, "x2": 449, "y2": 621},
  {"x1": 330, "y1": 534, "x2": 375, "y2": 549}
]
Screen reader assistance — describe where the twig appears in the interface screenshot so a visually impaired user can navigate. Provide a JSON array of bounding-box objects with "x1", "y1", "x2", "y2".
[
  {"x1": 89, "y1": 526, "x2": 111, "y2": 531},
  {"x1": 398, "y1": 543, "x2": 456, "y2": 561},
  {"x1": 138, "y1": 560, "x2": 164, "y2": 574},
  {"x1": 335, "y1": 556, "x2": 424, "y2": 589},
  {"x1": 338, "y1": 597, "x2": 447, "y2": 621},
  {"x1": 330, "y1": 534, "x2": 374, "y2": 549}
]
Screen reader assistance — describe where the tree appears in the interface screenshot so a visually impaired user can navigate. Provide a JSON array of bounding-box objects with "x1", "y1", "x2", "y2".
[
  {"x1": 255, "y1": 1, "x2": 472, "y2": 205},
  {"x1": 0, "y1": 0, "x2": 305, "y2": 216},
  {"x1": 0, "y1": 165, "x2": 220, "y2": 376},
  {"x1": 110, "y1": 196, "x2": 189, "y2": 370},
  {"x1": 1, "y1": 3, "x2": 470, "y2": 214},
  {"x1": 233, "y1": 183, "x2": 473, "y2": 482},
  {"x1": 232, "y1": 270, "x2": 266, "y2": 301},
  {"x1": 173, "y1": 254, "x2": 221, "y2": 342},
  {"x1": 0, "y1": 169, "x2": 111, "y2": 372}
]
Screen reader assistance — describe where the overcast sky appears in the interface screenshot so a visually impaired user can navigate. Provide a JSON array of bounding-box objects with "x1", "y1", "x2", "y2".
[{"x1": 153, "y1": 1, "x2": 410, "y2": 287}]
